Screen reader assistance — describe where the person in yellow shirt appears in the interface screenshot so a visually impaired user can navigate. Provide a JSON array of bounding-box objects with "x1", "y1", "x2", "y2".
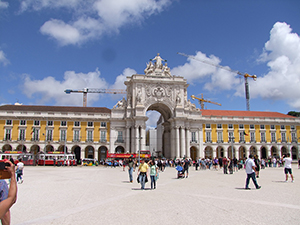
[{"x1": 138, "y1": 159, "x2": 149, "y2": 190}]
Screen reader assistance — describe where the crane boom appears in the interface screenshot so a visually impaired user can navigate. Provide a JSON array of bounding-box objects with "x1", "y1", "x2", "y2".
[
  {"x1": 177, "y1": 52, "x2": 257, "y2": 111},
  {"x1": 191, "y1": 94, "x2": 221, "y2": 109},
  {"x1": 64, "y1": 88, "x2": 126, "y2": 107}
]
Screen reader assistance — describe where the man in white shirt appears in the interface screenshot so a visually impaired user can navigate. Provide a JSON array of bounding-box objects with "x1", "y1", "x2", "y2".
[
  {"x1": 245, "y1": 155, "x2": 261, "y2": 190},
  {"x1": 282, "y1": 153, "x2": 294, "y2": 182}
]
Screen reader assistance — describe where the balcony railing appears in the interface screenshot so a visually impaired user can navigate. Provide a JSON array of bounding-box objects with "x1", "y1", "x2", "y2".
[
  {"x1": 100, "y1": 139, "x2": 107, "y2": 143},
  {"x1": 85, "y1": 139, "x2": 94, "y2": 143},
  {"x1": 115, "y1": 139, "x2": 124, "y2": 143}
]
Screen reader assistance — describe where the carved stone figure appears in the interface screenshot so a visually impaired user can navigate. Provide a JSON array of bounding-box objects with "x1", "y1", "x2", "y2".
[
  {"x1": 151, "y1": 53, "x2": 166, "y2": 69},
  {"x1": 113, "y1": 97, "x2": 126, "y2": 109},
  {"x1": 136, "y1": 89, "x2": 142, "y2": 103}
]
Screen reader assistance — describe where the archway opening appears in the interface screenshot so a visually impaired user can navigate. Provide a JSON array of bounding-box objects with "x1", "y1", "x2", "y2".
[
  {"x1": 204, "y1": 146, "x2": 213, "y2": 159},
  {"x1": 190, "y1": 146, "x2": 198, "y2": 161},
  {"x1": 239, "y1": 146, "x2": 246, "y2": 160},
  {"x1": 146, "y1": 103, "x2": 172, "y2": 158},
  {"x1": 72, "y1": 145, "x2": 81, "y2": 164},
  {"x1": 115, "y1": 146, "x2": 125, "y2": 153},
  {"x1": 291, "y1": 146, "x2": 298, "y2": 160},
  {"x1": 271, "y1": 146, "x2": 278, "y2": 157},
  {"x1": 99, "y1": 146, "x2": 108, "y2": 161},
  {"x1": 85, "y1": 146, "x2": 94, "y2": 159},
  {"x1": 261, "y1": 146, "x2": 267, "y2": 159}
]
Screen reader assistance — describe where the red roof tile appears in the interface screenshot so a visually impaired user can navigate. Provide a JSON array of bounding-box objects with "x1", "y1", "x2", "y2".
[
  {"x1": 0, "y1": 105, "x2": 111, "y2": 114},
  {"x1": 200, "y1": 109, "x2": 295, "y2": 119}
]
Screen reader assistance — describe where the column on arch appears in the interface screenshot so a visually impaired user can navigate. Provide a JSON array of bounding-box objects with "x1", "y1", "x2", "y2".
[
  {"x1": 141, "y1": 125, "x2": 146, "y2": 152},
  {"x1": 135, "y1": 126, "x2": 139, "y2": 153},
  {"x1": 131, "y1": 127, "x2": 135, "y2": 153},
  {"x1": 198, "y1": 128, "x2": 204, "y2": 158},
  {"x1": 212, "y1": 147, "x2": 216, "y2": 159},
  {"x1": 185, "y1": 128, "x2": 191, "y2": 158},
  {"x1": 126, "y1": 126, "x2": 130, "y2": 153},
  {"x1": 170, "y1": 127, "x2": 175, "y2": 158},
  {"x1": 180, "y1": 127, "x2": 186, "y2": 158},
  {"x1": 175, "y1": 127, "x2": 180, "y2": 158}
]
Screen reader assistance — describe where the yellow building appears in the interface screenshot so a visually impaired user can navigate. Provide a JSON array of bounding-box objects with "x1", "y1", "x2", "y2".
[
  {"x1": 200, "y1": 110, "x2": 300, "y2": 160},
  {"x1": 0, "y1": 105, "x2": 112, "y2": 163},
  {"x1": 0, "y1": 105, "x2": 299, "y2": 162}
]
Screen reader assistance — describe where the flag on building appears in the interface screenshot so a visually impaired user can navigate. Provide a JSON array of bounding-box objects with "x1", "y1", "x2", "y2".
[{"x1": 243, "y1": 131, "x2": 248, "y2": 136}]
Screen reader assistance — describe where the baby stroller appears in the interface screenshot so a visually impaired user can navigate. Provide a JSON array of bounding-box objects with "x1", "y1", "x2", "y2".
[{"x1": 176, "y1": 166, "x2": 185, "y2": 179}]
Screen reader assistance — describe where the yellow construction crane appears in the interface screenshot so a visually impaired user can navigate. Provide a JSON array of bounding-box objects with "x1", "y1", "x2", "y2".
[
  {"x1": 64, "y1": 88, "x2": 126, "y2": 107},
  {"x1": 177, "y1": 52, "x2": 257, "y2": 111},
  {"x1": 191, "y1": 94, "x2": 221, "y2": 109}
]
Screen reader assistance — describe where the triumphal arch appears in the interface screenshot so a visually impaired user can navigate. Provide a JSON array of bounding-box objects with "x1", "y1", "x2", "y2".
[{"x1": 110, "y1": 54, "x2": 203, "y2": 159}]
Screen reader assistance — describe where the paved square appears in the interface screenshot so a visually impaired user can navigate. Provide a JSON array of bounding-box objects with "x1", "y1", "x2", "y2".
[{"x1": 11, "y1": 165, "x2": 300, "y2": 225}]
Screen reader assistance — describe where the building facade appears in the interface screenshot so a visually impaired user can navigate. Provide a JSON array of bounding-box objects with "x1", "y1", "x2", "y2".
[{"x1": 0, "y1": 54, "x2": 299, "y2": 162}]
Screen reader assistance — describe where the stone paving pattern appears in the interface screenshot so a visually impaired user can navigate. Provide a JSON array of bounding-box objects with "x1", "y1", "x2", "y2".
[{"x1": 10, "y1": 165, "x2": 300, "y2": 225}]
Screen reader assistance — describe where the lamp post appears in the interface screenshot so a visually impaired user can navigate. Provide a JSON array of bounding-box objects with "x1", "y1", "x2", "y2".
[{"x1": 64, "y1": 132, "x2": 67, "y2": 166}]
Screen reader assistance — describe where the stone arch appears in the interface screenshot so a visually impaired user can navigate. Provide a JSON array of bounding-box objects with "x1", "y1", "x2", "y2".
[
  {"x1": 30, "y1": 145, "x2": 40, "y2": 154},
  {"x1": 115, "y1": 146, "x2": 125, "y2": 154},
  {"x1": 190, "y1": 146, "x2": 198, "y2": 160},
  {"x1": 146, "y1": 102, "x2": 173, "y2": 122},
  {"x1": 98, "y1": 146, "x2": 108, "y2": 161},
  {"x1": 291, "y1": 146, "x2": 298, "y2": 160},
  {"x1": 72, "y1": 145, "x2": 81, "y2": 164},
  {"x1": 281, "y1": 146, "x2": 288, "y2": 157},
  {"x1": 45, "y1": 145, "x2": 54, "y2": 153},
  {"x1": 260, "y1": 146, "x2": 267, "y2": 159},
  {"x1": 146, "y1": 102, "x2": 173, "y2": 158},
  {"x1": 227, "y1": 146, "x2": 236, "y2": 159},
  {"x1": 204, "y1": 146, "x2": 213, "y2": 159},
  {"x1": 270, "y1": 146, "x2": 278, "y2": 157},
  {"x1": 239, "y1": 146, "x2": 246, "y2": 160},
  {"x1": 216, "y1": 146, "x2": 224, "y2": 158},
  {"x1": 58, "y1": 145, "x2": 68, "y2": 153},
  {"x1": 85, "y1": 145, "x2": 94, "y2": 159},
  {"x1": 250, "y1": 146, "x2": 257, "y2": 156},
  {"x1": 2, "y1": 144, "x2": 12, "y2": 152},
  {"x1": 16, "y1": 144, "x2": 27, "y2": 152}
]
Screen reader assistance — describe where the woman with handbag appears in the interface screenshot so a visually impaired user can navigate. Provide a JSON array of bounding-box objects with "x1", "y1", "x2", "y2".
[{"x1": 149, "y1": 160, "x2": 158, "y2": 189}]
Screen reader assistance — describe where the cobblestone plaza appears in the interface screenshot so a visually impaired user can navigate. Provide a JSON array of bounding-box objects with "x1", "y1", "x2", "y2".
[{"x1": 11, "y1": 165, "x2": 300, "y2": 225}]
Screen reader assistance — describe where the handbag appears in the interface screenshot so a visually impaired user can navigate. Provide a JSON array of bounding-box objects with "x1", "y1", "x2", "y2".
[{"x1": 155, "y1": 172, "x2": 159, "y2": 181}]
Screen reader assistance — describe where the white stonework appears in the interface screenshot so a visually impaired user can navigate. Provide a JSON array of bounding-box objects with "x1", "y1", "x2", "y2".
[{"x1": 111, "y1": 54, "x2": 202, "y2": 158}]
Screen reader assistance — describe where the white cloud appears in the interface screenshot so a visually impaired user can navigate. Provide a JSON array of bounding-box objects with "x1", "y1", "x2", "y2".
[
  {"x1": 40, "y1": 19, "x2": 81, "y2": 46},
  {"x1": 0, "y1": 50, "x2": 10, "y2": 66},
  {"x1": 0, "y1": 0, "x2": 9, "y2": 9},
  {"x1": 22, "y1": 67, "x2": 134, "y2": 106},
  {"x1": 111, "y1": 68, "x2": 136, "y2": 90},
  {"x1": 171, "y1": 51, "x2": 239, "y2": 90},
  {"x1": 250, "y1": 22, "x2": 300, "y2": 109},
  {"x1": 20, "y1": 0, "x2": 172, "y2": 45},
  {"x1": 22, "y1": 69, "x2": 109, "y2": 106},
  {"x1": 172, "y1": 22, "x2": 300, "y2": 111}
]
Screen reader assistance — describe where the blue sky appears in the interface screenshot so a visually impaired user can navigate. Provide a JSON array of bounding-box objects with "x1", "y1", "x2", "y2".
[{"x1": 1, "y1": 0, "x2": 300, "y2": 127}]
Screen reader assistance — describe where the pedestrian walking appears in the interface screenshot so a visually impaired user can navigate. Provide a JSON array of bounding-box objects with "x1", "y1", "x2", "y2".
[
  {"x1": 148, "y1": 160, "x2": 158, "y2": 189},
  {"x1": 16, "y1": 159, "x2": 24, "y2": 184},
  {"x1": 138, "y1": 159, "x2": 149, "y2": 190},
  {"x1": 223, "y1": 157, "x2": 228, "y2": 174},
  {"x1": 127, "y1": 157, "x2": 135, "y2": 183},
  {"x1": 183, "y1": 158, "x2": 190, "y2": 178},
  {"x1": 282, "y1": 153, "x2": 294, "y2": 182},
  {"x1": 245, "y1": 154, "x2": 261, "y2": 190}
]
